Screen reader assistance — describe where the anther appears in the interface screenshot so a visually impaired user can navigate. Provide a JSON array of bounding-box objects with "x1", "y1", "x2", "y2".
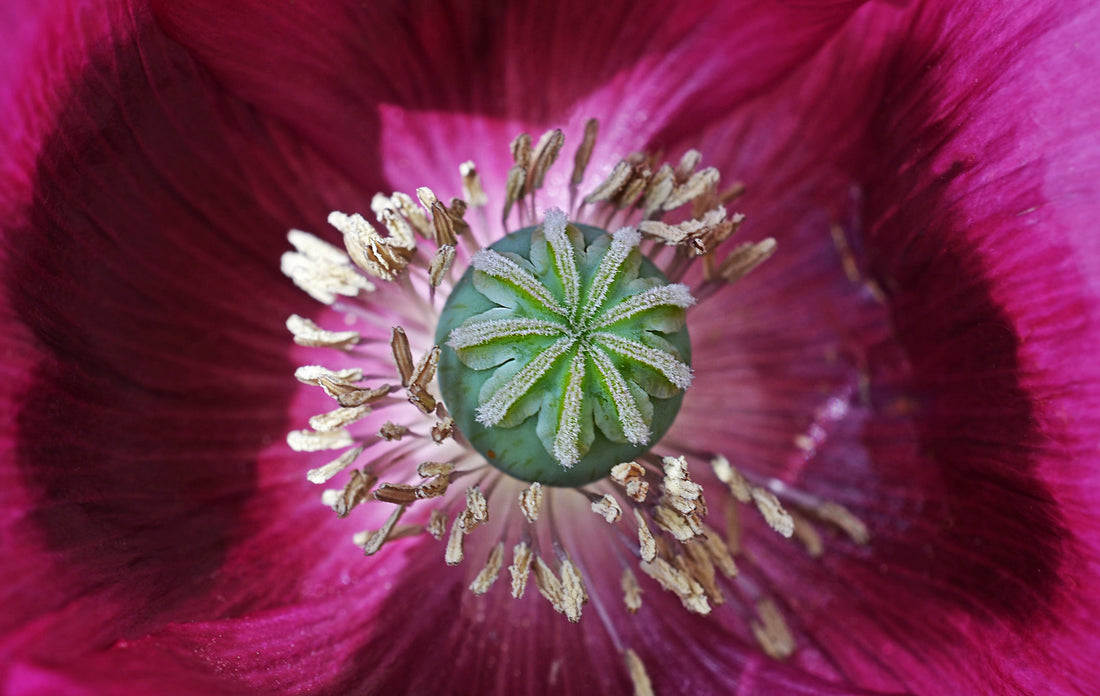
[
  {"x1": 751, "y1": 487, "x2": 795, "y2": 538},
  {"x1": 390, "y1": 326, "x2": 415, "y2": 386},
  {"x1": 518, "y1": 482, "x2": 543, "y2": 522},
  {"x1": 623, "y1": 649, "x2": 654, "y2": 696},
  {"x1": 469, "y1": 542, "x2": 505, "y2": 595},
  {"x1": 751, "y1": 599, "x2": 795, "y2": 660},
  {"x1": 590, "y1": 493, "x2": 623, "y2": 524},
  {"x1": 621, "y1": 568, "x2": 643, "y2": 613},
  {"x1": 286, "y1": 314, "x2": 360, "y2": 350},
  {"x1": 460, "y1": 161, "x2": 488, "y2": 207},
  {"x1": 509, "y1": 541, "x2": 533, "y2": 598},
  {"x1": 360, "y1": 505, "x2": 406, "y2": 555},
  {"x1": 307, "y1": 445, "x2": 364, "y2": 484},
  {"x1": 287, "y1": 428, "x2": 354, "y2": 452},
  {"x1": 308, "y1": 405, "x2": 371, "y2": 432},
  {"x1": 379, "y1": 422, "x2": 408, "y2": 441},
  {"x1": 634, "y1": 509, "x2": 657, "y2": 562},
  {"x1": 571, "y1": 118, "x2": 599, "y2": 186}
]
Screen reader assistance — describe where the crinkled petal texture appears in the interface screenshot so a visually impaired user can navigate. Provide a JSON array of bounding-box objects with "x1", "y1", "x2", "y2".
[{"x1": 1, "y1": 1, "x2": 1099, "y2": 695}]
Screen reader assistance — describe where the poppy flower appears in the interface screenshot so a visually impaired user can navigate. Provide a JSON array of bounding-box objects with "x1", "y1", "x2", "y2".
[{"x1": 2, "y1": 0, "x2": 1099, "y2": 694}]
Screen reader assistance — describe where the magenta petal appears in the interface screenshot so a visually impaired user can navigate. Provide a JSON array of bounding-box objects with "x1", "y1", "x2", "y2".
[{"x1": 150, "y1": 0, "x2": 867, "y2": 186}]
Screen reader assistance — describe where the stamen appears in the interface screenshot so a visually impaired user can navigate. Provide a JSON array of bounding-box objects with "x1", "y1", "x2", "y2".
[
  {"x1": 430, "y1": 417, "x2": 455, "y2": 443},
  {"x1": 621, "y1": 568, "x2": 643, "y2": 613},
  {"x1": 816, "y1": 501, "x2": 870, "y2": 545},
  {"x1": 509, "y1": 541, "x2": 533, "y2": 598},
  {"x1": 281, "y1": 230, "x2": 375, "y2": 304},
  {"x1": 426, "y1": 509, "x2": 447, "y2": 540},
  {"x1": 712, "y1": 238, "x2": 778, "y2": 283},
  {"x1": 294, "y1": 365, "x2": 363, "y2": 385},
  {"x1": 325, "y1": 468, "x2": 377, "y2": 518},
  {"x1": 634, "y1": 508, "x2": 657, "y2": 562},
  {"x1": 286, "y1": 314, "x2": 360, "y2": 350},
  {"x1": 445, "y1": 517, "x2": 466, "y2": 565},
  {"x1": 751, "y1": 487, "x2": 795, "y2": 538},
  {"x1": 287, "y1": 428, "x2": 354, "y2": 452},
  {"x1": 469, "y1": 542, "x2": 505, "y2": 595},
  {"x1": 527, "y1": 128, "x2": 565, "y2": 193},
  {"x1": 460, "y1": 161, "x2": 488, "y2": 208},
  {"x1": 623, "y1": 649, "x2": 654, "y2": 696},
  {"x1": 360, "y1": 504, "x2": 406, "y2": 556},
  {"x1": 751, "y1": 599, "x2": 795, "y2": 660},
  {"x1": 379, "y1": 422, "x2": 408, "y2": 441},
  {"x1": 428, "y1": 245, "x2": 456, "y2": 288},
  {"x1": 306, "y1": 445, "x2": 364, "y2": 484},
  {"x1": 611, "y1": 461, "x2": 650, "y2": 502},
  {"x1": 710, "y1": 454, "x2": 752, "y2": 503},
  {"x1": 570, "y1": 118, "x2": 599, "y2": 186},
  {"x1": 639, "y1": 557, "x2": 710, "y2": 614},
  {"x1": 329, "y1": 211, "x2": 414, "y2": 281},
  {"x1": 519, "y1": 482, "x2": 543, "y2": 522},
  {"x1": 390, "y1": 327, "x2": 415, "y2": 386},
  {"x1": 590, "y1": 493, "x2": 623, "y2": 524},
  {"x1": 308, "y1": 405, "x2": 371, "y2": 432}
]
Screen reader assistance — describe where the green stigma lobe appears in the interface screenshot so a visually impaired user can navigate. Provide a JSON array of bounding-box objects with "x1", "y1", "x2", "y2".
[{"x1": 435, "y1": 209, "x2": 694, "y2": 486}]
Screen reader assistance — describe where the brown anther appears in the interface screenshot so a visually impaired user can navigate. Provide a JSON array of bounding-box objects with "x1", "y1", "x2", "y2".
[
  {"x1": 429, "y1": 245, "x2": 456, "y2": 288},
  {"x1": 509, "y1": 541, "x2": 533, "y2": 598},
  {"x1": 584, "y1": 160, "x2": 632, "y2": 204},
  {"x1": 330, "y1": 211, "x2": 414, "y2": 281},
  {"x1": 379, "y1": 421, "x2": 408, "y2": 441},
  {"x1": 613, "y1": 166, "x2": 651, "y2": 210},
  {"x1": 469, "y1": 542, "x2": 505, "y2": 595},
  {"x1": 662, "y1": 167, "x2": 719, "y2": 211},
  {"x1": 373, "y1": 483, "x2": 420, "y2": 505},
  {"x1": 458, "y1": 485, "x2": 488, "y2": 531},
  {"x1": 502, "y1": 165, "x2": 527, "y2": 223},
  {"x1": 390, "y1": 327, "x2": 414, "y2": 386},
  {"x1": 407, "y1": 345, "x2": 440, "y2": 413},
  {"x1": 445, "y1": 517, "x2": 466, "y2": 565},
  {"x1": 334, "y1": 384, "x2": 392, "y2": 408},
  {"x1": 518, "y1": 482, "x2": 543, "y2": 523},
  {"x1": 711, "y1": 454, "x2": 752, "y2": 503},
  {"x1": 682, "y1": 544, "x2": 724, "y2": 605},
  {"x1": 590, "y1": 493, "x2": 623, "y2": 524},
  {"x1": 307, "y1": 444, "x2": 365, "y2": 484},
  {"x1": 308, "y1": 405, "x2": 371, "y2": 432},
  {"x1": 714, "y1": 238, "x2": 778, "y2": 283},
  {"x1": 430, "y1": 201, "x2": 458, "y2": 246},
  {"x1": 331, "y1": 468, "x2": 377, "y2": 518},
  {"x1": 624, "y1": 649, "x2": 654, "y2": 696},
  {"x1": 571, "y1": 118, "x2": 599, "y2": 186},
  {"x1": 642, "y1": 164, "x2": 675, "y2": 218},
  {"x1": 558, "y1": 558, "x2": 587, "y2": 622},
  {"x1": 417, "y1": 461, "x2": 455, "y2": 478},
  {"x1": 510, "y1": 132, "x2": 533, "y2": 169},
  {"x1": 816, "y1": 501, "x2": 870, "y2": 545},
  {"x1": 639, "y1": 557, "x2": 710, "y2": 614},
  {"x1": 751, "y1": 487, "x2": 795, "y2": 538},
  {"x1": 725, "y1": 504, "x2": 744, "y2": 555},
  {"x1": 430, "y1": 417, "x2": 455, "y2": 443},
  {"x1": 527, "y1": 128, "x2": 565, "y2": 192},
  {"x1": 415, "y1": 475, "x2": 450, "y2": 500},
  {"x1": 295, "y1": 365, "x2": 363, "y2": 386},
  {"x1": 791, "y1": 511, "x2": 824, "y2": 558},
  {"x1": 427, "y1": 509, "x2": 447, "y2": 540},
  {"x1": 699, "y1": 523, "x2": 738, "y2": 577},
  {"x1": 287, "y1": 428, "x2": 354, "y2": 452},
  {"x1": 460, "y1": 161, "x2": 488, "y2": 207},
  {"x1": 621, "y1": 568, "x2": 643, "y2": 614},
  {"x1": 361, "y1": 504, "x2": 406, "y2": 556},
  {"x1": 634, "y1": 509, "x2": 657, "y2": 562},
  {"x1": 286, "y1": 314, "x2": 360, "y2": 350},
  {"x1": 611, "y1": 461, "x2": 649, "y2": 502},
  {"x1": 751, "y1": 599, "x2": 795, "y2": 660}
]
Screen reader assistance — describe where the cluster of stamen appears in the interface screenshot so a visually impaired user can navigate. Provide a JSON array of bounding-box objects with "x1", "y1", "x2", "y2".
[{"x1": 281, "y1": 119, "x2": 869, "y2": 679}]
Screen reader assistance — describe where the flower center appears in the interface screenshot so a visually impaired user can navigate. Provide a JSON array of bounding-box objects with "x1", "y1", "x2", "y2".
[{"x1": 436, "y1": 211, "x2": 694, "y2": 485}]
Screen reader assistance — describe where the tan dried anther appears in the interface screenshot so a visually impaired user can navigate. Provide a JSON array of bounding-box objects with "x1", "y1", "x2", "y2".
[
  {"x1": 445, "y1": 517, "x2": 466, "y2": 565},
  {"x1": 533, "y1": 556, "x2": 565, "y2": 614},
  {"x1": 559, "y1": 559, "x2": 587, "y2": 622},
  {"x1": 634, "y1": 508, "x2": 657, "y2": 562},
  {"x1": 360, "y1": 504, "x2": 406, "y2": 556},
  {"x1": 281, "y1": 230, "x2": 375, "y2": 304},
  {"x1": 816, "y1": 501, "x2": 870, "y2": 545},
  {"x1": 653, "y1": 503, "x2": 705, "y2": 542},
  {"x1": 469, "y1": 542, "x2": 505, "y2": 595},
  {"x1": 661, "y1": 456, "x2": 705, "y2": 515},
  {"x1": 752, "y1": 599, "x2": 795, "y2": 660},
  {"x1": 639, "y1": 557, "x2": 710, "y2": 614},
  {"x1": 699, "y1": 523, "x2": 738, "y2": 577},
  {"x1": 459, "y1": 485, "x2": 488, "y2": 531},
  {"x1": 326, "y1": 468, "x2": 377, "y2": 518},
  {"x1": 791, "y1": 511, "x2": 824, "y2": 558},
  {"x1": 527, "y1": 128, "x2": 565, "y2": 192},
  {"x1": 294, "y1": 365, "x2": 363, "y2": 386},
  {"x1": 711, "y1": 454, "x2": 752, "y2": 503},
  {"x1": 306, "y1": 444, "x2": 364, "y2": 484},
  {"x1": 407, "y1": 345, "x2": 441, "y2": 413},
  {"x1": 502, "y1": 165, "x2": 527, "y2": 223},
  {"x1": 430, "y1": 416, "x2": 455, "y2": 443},
  {"x1": 286, "y1": 314, "x2": 360, "y2": 350},
  {"x1": 621, "y1": 568, "x2": 643, "y2": 614},
  {"x1": 590, "y1": 493, "x2": 623, "y2": 524},
  {"x1": 427, "y1": 509, "x2": 447, "y2": 540},
  {"x1": 373, "y1": 483, "x2": 420, "y2": 505},
  {"x1": 287, "y1": 428, "x2": 354, "y2": 452},
  {"x1": 509, "y1": 541, "x2": 533, "y2": 598},
  {"x1": 390, "y1": 327, "x2": 414, "y2": 386},
  {"x1": 417, "y1": 461, "x2": 455, "y2": 478},
  {"x1": 459, "y1": 161, "x2": 488, "y2": 207},
  {"x1": 415, "y1": 474, "x2": 451, "y2": 500},
  {"x1": 611, "y1": 461, "x2": 649, "y2": 502},
  {"x1": 429, "y1": 245, "x2": 456, "y2": 288},
  {"x1": 714, "y1": 238, "x2": 778, "y2": 283},
  {"x1": 681, "y1": 545, "x2": 724, "y2": 605},
  {"x1": 430, "y1": 201, "x2": 458, "y2": 246},
  {"x1": 518, "y1": 482, "x2": 543, "y2": 523},
  {"x1": 584, "y1": 160, "x2": 632, "y2": 204},
  {"x1": 308, "y1": 405, "x2": 371, "y2": 432},
  {"x1": 510, "y1": 132, "x2": 533, "y2": 168},
  {"x1": 333, "y1": 383, "x2": 391, "y2": 408},
  {"x1": 662, "y1": 166, "x2": 719, "y2": 211},
  {"x1": 571, "y1": 118, "x2": 599, "y2": 186},
  {"x1": 378, "y1": 422, "x2": 408, "y2": 441},
  {"x1": 624, "y1": 649, "x2": 654, "y2": 696},
  {"x1": 674, "y1": 149, "x2": 702, "y2": 182},
  {"x1": 329, "y1": 211, "x2": 414, "y2": 281},
  {"x1": 751, "y1": 487, "x2": 795, "y2": 538}
]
